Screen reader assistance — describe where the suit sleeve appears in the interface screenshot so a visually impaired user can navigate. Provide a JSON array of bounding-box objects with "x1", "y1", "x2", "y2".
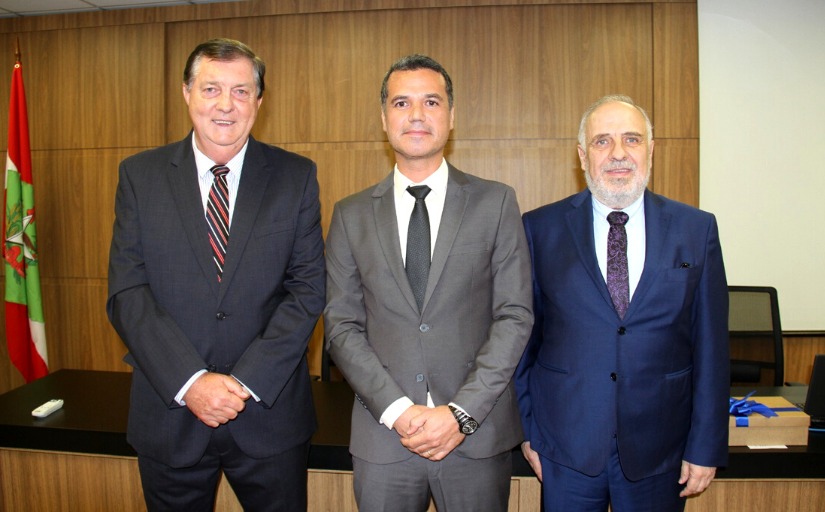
[
  {"x1": 514, "y1": 212, "x2": 542, "y2": 439},
  {"x1": 683, "y1": 214, "x2": 730, "y2": 467},
  {"x1": 324, "y1": 202, "x2": 408, "y2": 421},
  {"x1": 451, "y1": 187, "x2": 534, "y2": 422},
  {"x1": 106, "y1": 160, "x2": 207, "y2": 405},
  {"x1": 229, "y1": 163, "x2": 326, "y2": 407}
]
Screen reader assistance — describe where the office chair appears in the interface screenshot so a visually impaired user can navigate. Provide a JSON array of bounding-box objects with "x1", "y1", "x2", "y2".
[{"x1": 728, "y1": 285, "x2": 785, "y2": 387}]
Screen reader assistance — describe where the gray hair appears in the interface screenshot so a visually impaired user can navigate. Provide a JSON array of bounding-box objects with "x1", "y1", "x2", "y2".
[
  {"x1": 183, "y1": 38, "x2": 266, "y2": 99},
  {"x1": 577, "y1": 94, "x2": 653, "y2": 147}
]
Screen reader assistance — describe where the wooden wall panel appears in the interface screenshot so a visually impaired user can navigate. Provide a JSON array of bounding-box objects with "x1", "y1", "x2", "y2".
[
  {"x1": 0, "y1": 26, "x2": 166, "y2": 151},
  {"x1": 163, "y1": 4, "x2": 654, "y2": 145},
  {"x1": 43, "y1": 280, "x2": 127, "y2": 373},
  {"x1": 650, "y1": 138, "x2": 699, "y2": 205},
  {"x1": 653, "y1": 2, "x2": 699, "y2": 138},
  {"x1": 0, "y1": 1, "x2": 705, "y2": 393},
  {"x1": 34, "y1": 149, "x2": 131, "y2": 279}
]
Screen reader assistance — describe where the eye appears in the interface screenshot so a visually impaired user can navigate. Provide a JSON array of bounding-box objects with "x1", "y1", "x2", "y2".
[
  {"x1": 232, "y1": 88, "x2": 251, "y2": 99},
  {"x1": 591, "y1": 138, "x2": 612, "y2": 149},
  {"x1": 623, "y1": 135, "x2": 642, "y2": 146},
  {"x1": 202, "y1": 86, "x2": 220, "y2": 98},
  {"x1": 392, "y1": 100, "x2": 408, "y2": 108},
  {"x1": 425, "y1": 99, "x2": 440, "y2": 107}
]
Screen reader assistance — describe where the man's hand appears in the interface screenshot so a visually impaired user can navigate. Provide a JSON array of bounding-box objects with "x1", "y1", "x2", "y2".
[
  {"x1": 399, "y1": 405, "x2": 465, "y2": 461},
  {"x1": 183, "y1": 372, "x2": 250, "y2": 428},
  {"x1": 521, "y1": 441, "x2": 543, "y2": 481},
  {"x1": 678, "y1": 460, "x2": 716, "y2": 497},
  {"x1": 391, "y1": 404, "x2": 430, "y2": 438}
]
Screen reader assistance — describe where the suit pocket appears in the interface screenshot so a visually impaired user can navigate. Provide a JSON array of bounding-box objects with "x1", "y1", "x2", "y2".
[
  {"x1": 254, "y1": 219, "x2": 294, "y2": 238},
  {"x1": 663, "y1": 266, "x2": 699, "y2": 282},
  {"x1": 450, "y1": 242, "x2": 490, "y2": 255}
]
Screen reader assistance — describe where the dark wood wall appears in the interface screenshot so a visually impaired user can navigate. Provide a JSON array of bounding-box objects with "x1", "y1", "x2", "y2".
[{"x1": 0, "y1": 0, "x2": 703, "y2": 393}]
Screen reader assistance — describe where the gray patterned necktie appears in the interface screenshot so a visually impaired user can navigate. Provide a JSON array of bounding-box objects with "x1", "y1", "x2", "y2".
[
  {"x1": 606, "y1": 211, "x2": 629, "y2": 319},
  {"x1": 406, "y1": 185, "x2": 431, "y2": 311}
]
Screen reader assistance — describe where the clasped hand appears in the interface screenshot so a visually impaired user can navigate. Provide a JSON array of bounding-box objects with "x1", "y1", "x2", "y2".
[
  {"x1": 183, "y1": 372, "x2": 251, "y2": 428},
  {"x1": 393, "y1": 404, "x2": 465, "y2": 461}
]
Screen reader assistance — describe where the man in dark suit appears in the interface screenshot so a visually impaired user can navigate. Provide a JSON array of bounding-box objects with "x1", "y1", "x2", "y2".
[
  {"x1": 323, "y1": 54, "x2": 534, "y2": 511},
  {"x1": 107, "y1": 39, "x2": 325, "y2": 511},
  {"x1": 516, "y1": 95, "x2": 729, "y2": 511}
]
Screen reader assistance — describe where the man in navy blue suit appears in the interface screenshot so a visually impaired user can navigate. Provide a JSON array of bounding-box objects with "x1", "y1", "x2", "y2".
[{"x1": 516, "y1": 95, "x2": 729, "y2": 511}]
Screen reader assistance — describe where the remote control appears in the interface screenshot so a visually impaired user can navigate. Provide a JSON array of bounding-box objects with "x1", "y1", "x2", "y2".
[{"x1": 32, "y1": 399, "x2": 64, "y2": 418}]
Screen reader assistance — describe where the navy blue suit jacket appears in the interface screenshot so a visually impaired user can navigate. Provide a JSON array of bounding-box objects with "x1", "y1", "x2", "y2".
[
  {"x1": 107, "y1": 134, "x2": 325, "y2": 468},
  {"x1": 515, "y1": 189, "x2": 729, "y2": 481}
]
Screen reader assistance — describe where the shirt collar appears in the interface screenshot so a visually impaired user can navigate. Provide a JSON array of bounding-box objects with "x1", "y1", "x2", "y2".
[
  {"x1": 192, "y1": 134, "x2": 249, "y2": 179},
  {"x1": 592, "y1": 191, "x2": 645, "y2": 222},
  {"x1": 393, "y1": 159, "x2": 449, "y2": 194}
]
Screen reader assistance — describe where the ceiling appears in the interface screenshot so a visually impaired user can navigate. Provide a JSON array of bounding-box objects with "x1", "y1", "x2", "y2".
[{"x1": 0, "y1": 0, "x2": 242, "y2": 18}]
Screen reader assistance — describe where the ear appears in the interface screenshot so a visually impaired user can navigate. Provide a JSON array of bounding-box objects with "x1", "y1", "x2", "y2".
[
  {"x1": 381, "y1": 108, "x2": 388, "y2": 133},
  {"x1": 577, "y1": 144, "x2": 587, "y2": 169},
  {"x1": 182, "y1": 83, "x2": 191, "y2": 106},
  {"x1": 449, "y1": 106, "x2": 455, "y2": 130}
]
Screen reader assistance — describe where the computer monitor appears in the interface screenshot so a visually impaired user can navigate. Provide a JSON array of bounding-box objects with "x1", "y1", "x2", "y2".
[{"x1": 804, "y1": 354, "x2": 825, "y2": 428}]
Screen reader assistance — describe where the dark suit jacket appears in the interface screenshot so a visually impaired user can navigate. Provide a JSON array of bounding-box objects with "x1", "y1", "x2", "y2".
[
  {"x1": 107, "y1": 133, "x2": 325, "y2": 468},
  {"x1": 516, "y1": 189, "x2": 729, "y2": 481},
  {"x1": 324, "y1": 165, "x2": 534, "y2": 464}
]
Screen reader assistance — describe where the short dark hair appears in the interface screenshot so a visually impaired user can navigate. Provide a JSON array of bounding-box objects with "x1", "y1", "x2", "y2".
[
  {"x1": 183, "y1": 38, "x2": 266, "y2": 99},
  {"x1": 380, "y1": 54, "x2": 453, "y2": 108}
]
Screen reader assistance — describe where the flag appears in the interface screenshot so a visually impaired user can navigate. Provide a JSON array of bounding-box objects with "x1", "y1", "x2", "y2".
[{"x1": 4, "y1": 52, "x2": 47, "y2": 382}]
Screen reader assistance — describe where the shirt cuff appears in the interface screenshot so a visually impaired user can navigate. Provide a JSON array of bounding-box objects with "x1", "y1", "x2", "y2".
[
  {"x1": 175, "y1": 369, "x2": 207, "y2": 406},
  {"x1": 380, "y1": 396, "x2": 415, "y2": 430},
  {"x1": 231, "y1": 375, "x2": 261, "y2": 402}
]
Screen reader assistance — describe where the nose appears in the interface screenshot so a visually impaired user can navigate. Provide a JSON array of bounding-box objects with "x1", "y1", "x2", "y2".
[
  {"x1": 216, "y1": 90, "x2": 233, "y2": 112},
  {"x1": 408, "y1": 101, "x2": 425, "y2": 121},
  {"x1": 609, "y1": 139, "x2": 627, "y2": 160}
]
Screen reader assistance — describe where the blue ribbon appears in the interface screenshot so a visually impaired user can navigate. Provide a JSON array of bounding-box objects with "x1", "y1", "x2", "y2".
[{"x1": 729, "y1": 391, "x2": 787, "y2": 427}]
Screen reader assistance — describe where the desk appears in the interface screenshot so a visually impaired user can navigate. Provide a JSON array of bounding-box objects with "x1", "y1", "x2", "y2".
[{"x1": 1, "y1": 371, "x2": 824, "y2": 511}]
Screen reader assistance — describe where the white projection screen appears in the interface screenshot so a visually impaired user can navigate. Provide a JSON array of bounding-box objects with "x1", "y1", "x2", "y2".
[{"x1": 698, "y1": 0, "x2": 825, "y2": 331}]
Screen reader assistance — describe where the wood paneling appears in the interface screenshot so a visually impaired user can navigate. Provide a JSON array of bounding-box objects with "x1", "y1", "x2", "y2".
[
  {"x1": 3, "y1": 448, "x2": 823, "y2": 511},
  {"x1": 0, "y1": 1, "x2": 700, "y2": 391},
  {"x1": 0, "y1": 27, "x2": 166, "y2": 151}
]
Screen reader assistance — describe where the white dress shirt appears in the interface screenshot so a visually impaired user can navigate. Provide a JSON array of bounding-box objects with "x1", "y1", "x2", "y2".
[
  {"x1": 174, "y1": 135, "x2": 254, "y2": 406},
  {"x1": 380, "y1": 160, "x2": 470, "y2": 430},
  {"x1": 592, "y1": 193, "x2": 646, "y2": 301}
]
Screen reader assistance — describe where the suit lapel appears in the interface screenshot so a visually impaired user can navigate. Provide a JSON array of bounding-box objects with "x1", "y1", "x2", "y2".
[
  {"x1": 167, "y1": 135, "x2": 221, "y2": 298},
  {"x1": 218, "y1": 138, "x2": 271, "y2": 301},
  {"x1": 626, "y1": 190, "x2": 670, "y2": 318},
  {"x1": 426, "y1": 166, "x2": 469, "y2": 311},
  {"x1": 372, "y1": 173, "x2": 419, "y2": 313},
  {"x1": 565, "y1": 190, "x2": 616, "y2": 314}
]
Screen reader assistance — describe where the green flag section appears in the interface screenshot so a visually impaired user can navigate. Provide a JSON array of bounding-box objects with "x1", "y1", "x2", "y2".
[{"x1": 4, "y1": 58, "x2": 47, "y2": 382}]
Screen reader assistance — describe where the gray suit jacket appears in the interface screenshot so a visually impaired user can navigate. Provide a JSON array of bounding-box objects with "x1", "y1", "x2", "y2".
[
  {"x1": 324, "y1": 165, "x2": 534, "y2": 464},
  {"x1": 107, "y1": 133, "x2": 325, "y2": 468}
]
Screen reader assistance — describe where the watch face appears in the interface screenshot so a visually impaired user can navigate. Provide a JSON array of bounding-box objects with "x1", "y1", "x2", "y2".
[{"x1": 461, "y1": 419, "x2": 479, "y2": 435}]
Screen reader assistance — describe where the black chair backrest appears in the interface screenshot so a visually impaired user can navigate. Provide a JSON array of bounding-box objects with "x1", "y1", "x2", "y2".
[{"x1": 728, "y1": 285, "x2": 784, "y2": 387}]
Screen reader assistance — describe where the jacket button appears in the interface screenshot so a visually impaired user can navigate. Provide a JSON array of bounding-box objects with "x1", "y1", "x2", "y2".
[
  {"x1": 617, "y1": 327, "x2": 626, "y2": 335},
  {"x1": 419, "y1": 324, "x2": 430, "y2": 333},
  {"x1": 216, "y1": 312, "x2": 226, "y2": 320},
  {"x1": 416, "y1": 374, "x2": 424, "y2": 382},
  {"x1": 610, "y1": 372, "x2": 617, "y2": 381}
]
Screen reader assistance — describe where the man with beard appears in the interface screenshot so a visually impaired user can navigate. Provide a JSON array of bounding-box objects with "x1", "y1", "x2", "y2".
[{"x1": 515, "y1": 95, "x2": 729, "y2": 511}]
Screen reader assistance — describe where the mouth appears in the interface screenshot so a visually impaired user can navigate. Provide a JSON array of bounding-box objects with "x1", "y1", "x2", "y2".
[{"x1": 213, "y1": 120, "x2": 234, "y2": 127}]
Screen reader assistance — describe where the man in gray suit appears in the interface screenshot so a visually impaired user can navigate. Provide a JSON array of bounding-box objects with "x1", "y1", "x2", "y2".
[
  {"x1": 107, "y1": 39, "x2": 325, "y2": 511},
  {"x1": 324, "y1": 54, "x2": 534, "y2": 511}
]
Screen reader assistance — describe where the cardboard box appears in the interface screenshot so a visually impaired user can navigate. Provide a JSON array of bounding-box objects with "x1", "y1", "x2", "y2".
[{"x1": 729, "y1": 396, "x2": 810, "y2": 446}]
